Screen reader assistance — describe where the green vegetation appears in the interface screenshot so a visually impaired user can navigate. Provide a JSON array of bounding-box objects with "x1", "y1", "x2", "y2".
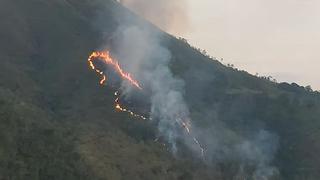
[{"x1": 0, "y1": 0, "x2": 319, "y2": 179}]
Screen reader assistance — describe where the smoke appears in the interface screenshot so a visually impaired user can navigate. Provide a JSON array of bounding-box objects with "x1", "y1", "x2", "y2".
[
  {"x1": 193, "y1": 120, "x2": 279, "y2": 179},
  {"x1": 110, "y1": 23, "x2": 197, "y2": 154},
  {"x1": 118, "y1": 0, "x2": 189, "y2": 34},
  {"x1": 95, "y1": 1, "x2": 280, "y2": 179},
  {"x1": 236, "y1": 130, "x2": 279, "y2": 179}
]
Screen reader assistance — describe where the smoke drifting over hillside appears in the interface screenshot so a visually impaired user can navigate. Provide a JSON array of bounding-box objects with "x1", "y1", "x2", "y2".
[
  {"x1": 119, "y1": 0, "x2": 189, "y2": 34},
  {"x1": 95, "y1": 1, "x2": 280, "y2": 179},
  {"x1": 110, "y1": 23, "x2": 202, "y2": 155}
]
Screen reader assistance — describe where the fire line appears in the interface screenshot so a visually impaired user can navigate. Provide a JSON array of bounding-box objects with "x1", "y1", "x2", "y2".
[
  {"x1": 88, "y1": 51, "x2": 142, "y2": 89},
  {"x1": 87, "y1": 50, "x2": 205, "y2": 157}
]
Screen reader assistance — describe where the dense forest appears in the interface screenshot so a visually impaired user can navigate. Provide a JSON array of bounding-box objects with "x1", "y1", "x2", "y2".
[{"x1": 0, "y1": 0, "x2": 319, "y2": 179}]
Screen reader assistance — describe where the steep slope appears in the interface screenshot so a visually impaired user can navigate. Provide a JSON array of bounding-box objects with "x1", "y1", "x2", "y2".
[
  {"x1": 0, "y1": 0, "x2": 214, "y2": 179},
  {"x1": 0, "y1": 0, "x2": 319, "y2": 179}
]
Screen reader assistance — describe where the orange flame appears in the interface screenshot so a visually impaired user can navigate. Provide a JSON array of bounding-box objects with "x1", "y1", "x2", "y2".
[
  {"x1": 114, "y1": 91, "x2": 148, "y2": 120},
  {"x1": 87, "y1": 50, "x2": 205, "y2": 158},
  {"x1": 88, "y1": 51, "x2": 142, "y2": 89}
]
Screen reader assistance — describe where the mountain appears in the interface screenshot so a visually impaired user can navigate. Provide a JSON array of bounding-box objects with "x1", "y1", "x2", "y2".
[{"x1": 0, "y1": 0, "x2": 319, "y2": 179}]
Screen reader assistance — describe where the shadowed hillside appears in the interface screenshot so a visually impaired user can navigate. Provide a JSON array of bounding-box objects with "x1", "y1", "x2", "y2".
[{"x1": 0, "y1": 0, "x2": 319, "y2": 179}]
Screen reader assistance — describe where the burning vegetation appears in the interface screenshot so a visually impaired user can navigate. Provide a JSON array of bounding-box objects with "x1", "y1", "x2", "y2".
[{"x1": 87, "y1": 50, "x2": 204, "y2": 157}]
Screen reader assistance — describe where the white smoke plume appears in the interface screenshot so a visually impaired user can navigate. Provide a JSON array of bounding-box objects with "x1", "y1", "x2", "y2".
[
  {"x1": 96, "y1": 1, "x2": 280, "y2": 178},
  {"x1": 111, "y1": 24, "x2": 197, "y2": 154}
]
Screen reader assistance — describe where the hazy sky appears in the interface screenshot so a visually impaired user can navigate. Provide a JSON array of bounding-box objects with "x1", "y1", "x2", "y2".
[{"x1": 176, "y1": 0, "x2": 320, "y2": 90}]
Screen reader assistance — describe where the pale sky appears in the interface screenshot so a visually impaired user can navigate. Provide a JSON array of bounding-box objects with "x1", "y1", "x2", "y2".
[{"x1": 177, "y1": 0, "x2": 320, "y2": 90}]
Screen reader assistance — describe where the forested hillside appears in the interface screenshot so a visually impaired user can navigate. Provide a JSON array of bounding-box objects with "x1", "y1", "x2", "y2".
[{"x1": 0, "y1": 0, "x2": 319, "y2": 179}]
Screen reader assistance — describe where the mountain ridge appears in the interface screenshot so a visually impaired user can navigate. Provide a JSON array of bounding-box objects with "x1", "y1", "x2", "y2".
[{"x1": 0, "y1": 0, "x2": 319, "y2": 179}]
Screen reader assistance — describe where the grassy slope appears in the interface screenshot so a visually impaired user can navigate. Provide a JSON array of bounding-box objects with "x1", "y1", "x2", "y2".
[{"x1": 0, "y1": 0, "x2": 319, "y2": 179}]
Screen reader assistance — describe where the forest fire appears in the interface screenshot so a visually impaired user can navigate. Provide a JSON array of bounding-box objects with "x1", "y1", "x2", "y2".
[
  {"x1": 87, "y1": 50, "x2": 205, "y2": 157},
  {"x1": 87, "y1": 50, "x2": 148, "y2": 120},
  {"x1": 114, "y1": 91, "x2": 148, "y2": 120},
  {"x1": 88, "y1": 51, "x2": 142, "y2": 89}
]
